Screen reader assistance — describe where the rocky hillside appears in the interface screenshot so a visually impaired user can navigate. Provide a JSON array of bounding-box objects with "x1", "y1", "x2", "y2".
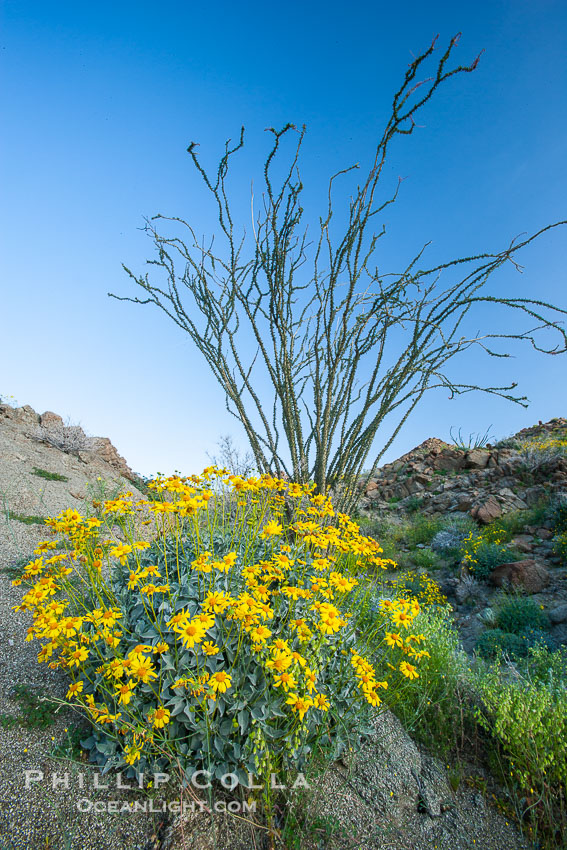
[
  {"x1": 360, "y1": 417, "x2": 567, "y2": 522},
  {"x1": 0, "y1": 402, "x2": 145, "y2": 571}
]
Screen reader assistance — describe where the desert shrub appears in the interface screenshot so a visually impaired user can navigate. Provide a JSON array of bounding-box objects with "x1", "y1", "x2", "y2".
[
  {"x1": 475, "y1": 628, "x2": 551, "y2": 660},
  {"x1": 519, "y1": 628, "x2": 555, "y2": 653},
  {"x1": 493, "y1": 500, "x2": 550, "y2": 541},
  {"x1": 554, "y1": 532, "x2": 567, "y2": 565},
  {"x1": 470, "y1": 542, "x2": 514, "y2": 579},
  {"x1": 521, "y1": 643, "x2": 567, "y2": 683},
  {"x1": 411, "y1": 548, "x2": 440, "y2": 570},
  {"x1": 475, "y1": 629, "x2": 527, "y2": 659},
  {"x1": 543, "y1": 495, "x2": 567, "y2": 565},
  {"x1": 461, "y1": 527, "x2": 517, "y2": 580},
  {"x1": 495, "y1": 597, "x2": 550, "y2": 635},
  {"x1": 492, "y1": 512, "x2": 529, "y2": 540},
  {"x1": 548, "y1": 494, "x2": 567, "y2": 533},
  {"x1": 518, "y1": 433, "x2": 567, "y2": 473},
  {"x1": 31, "y1": 423, "x2": 91, "y2": 454},
  {"x1": 404, "y1": 495, "x2": 423, "y2": 514},
  {"x1": 405, "y1": 515, "x2": 444, "y2": 547},
  {"x1": 14, "y1": 469, "x2": 424, "y2": 792},
  {"x1": 473, "y1": 646, "x2": 567, "y2": 844},
  {"x1": 431, "y1": 516, "x2": 477, "y2": 559},
  {"x1": 494, "y1": 435, "x2": 521, "y2": 450}
]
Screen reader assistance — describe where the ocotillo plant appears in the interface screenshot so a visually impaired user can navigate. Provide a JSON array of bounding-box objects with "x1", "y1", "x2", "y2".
[{"x1": 112, "y1": 35, "x2": 566, "y2": 513}]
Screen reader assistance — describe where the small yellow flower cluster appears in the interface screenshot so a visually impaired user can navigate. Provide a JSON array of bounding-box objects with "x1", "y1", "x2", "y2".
[
  {"x1": 383, "y1": 572, "x2": 447, "y2": 607},
  {"x1": 351, "y1": 650, "x2": 388, "y2": 707},
  {"x1": 378, "y1": 598, "x2": 429, "y2": 668},
  {"x1": 520, "y1": 432, "x2": 567, "y2": 453}
]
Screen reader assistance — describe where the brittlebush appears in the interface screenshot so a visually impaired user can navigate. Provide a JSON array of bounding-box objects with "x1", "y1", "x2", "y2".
[{"x1": 14, "y1": 468, "x2": 425, "y2": 784}]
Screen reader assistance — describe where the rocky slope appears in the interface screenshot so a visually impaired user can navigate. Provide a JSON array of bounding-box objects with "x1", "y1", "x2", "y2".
[
  {"x1": 0, "y1": 401, "x2": 145, "y2": 571},
  {"x1": 359, "y1": 418, "x2": 567, "y2": 520}
]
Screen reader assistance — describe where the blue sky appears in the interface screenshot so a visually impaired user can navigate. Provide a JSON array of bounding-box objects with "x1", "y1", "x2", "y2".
[{"x1": 1, "y1": 0, "x2": 566, "y2": 478}]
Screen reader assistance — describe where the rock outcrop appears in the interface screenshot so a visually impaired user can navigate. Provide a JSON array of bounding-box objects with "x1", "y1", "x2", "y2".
[
  {"x1": 1, "y1": 402, "x2": 138, "y2": 482},
  {"x1": 0, "y1": 402, "x2": 145, "y2": 572},
  {"x1": 358, "y1": 418, "x2": 567, "y2": 521}
]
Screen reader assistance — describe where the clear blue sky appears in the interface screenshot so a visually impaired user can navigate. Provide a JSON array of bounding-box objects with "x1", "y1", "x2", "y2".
[{"x1": 1, "y1": 0, "x2": 566, "y2": 478}]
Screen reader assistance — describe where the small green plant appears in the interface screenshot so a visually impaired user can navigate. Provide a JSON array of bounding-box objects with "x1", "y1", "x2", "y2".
[
  {"x1": 32, "y1": 467, "x2": 69, "y2": 482},
  {"x1": 447, "y1": 764, "x2": 463, "y2": 792},
  {"x1": 10, "y1": 685, "x2": 58, "y2": 729},
  {"x1": 51, "y1": 724, "x2": 89, "y2": 761},
  {"x1": 405, "y1": 495, "x2": 423, "y2": 513},
  {"x1": 411, "y1": 548, "x2": 440, "y2": 570},
  {"x1": 495, "y1": 597, "x2": 550, "y2": 635},
  {"x1": 0, "y1": 713, "x2": 19, "y2": 729},
  {"x1": 1, "y1": 556, "x2": 32, "y2": 580},
  {"x1": 7, "y1": 512, "x2": 47, "y2": 525},
  {"x1": 475, "y1": 629, "x2": 527, "y2": 659},
  {"x1": 405, "y1": 515, "x2": 444, "y2": 547}
]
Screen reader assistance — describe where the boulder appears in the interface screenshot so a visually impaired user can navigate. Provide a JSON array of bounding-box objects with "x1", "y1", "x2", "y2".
[
  {"x1": 549, "y1": 604, "x2": 567, "y2": 625},
  {"x1": 465, "y1": 449, "x2": 490, "y2": 469},
  {"x1": 90, "y1": 437, "x2": 138, "y2": 482},
  {"x1": 497, "y1": 487, "x2": 527, "y2": 510},
  {"x1": 432, "y1": 449, "x2": 465, "y2": 472},
  {"x1": 3, "y1": 404, "x2": 40, "y2": 426},
  {"x1": 414, "y1": 473, "x2": 432, "y2": 485},
  {"x1": 40, "y1": 410, "x2": 65, "y2": 430},
  {"x1": 490, "y1": 559, "x2": 551, "y2": 594},
  {"x1": 471, "y1": 496, "x2": 502, "y2": 524}
]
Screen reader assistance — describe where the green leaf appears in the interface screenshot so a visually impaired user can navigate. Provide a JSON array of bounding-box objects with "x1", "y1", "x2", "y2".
[
  {"x1": 219, "y1": 718, "x2": 232, "y2": 736},
  {"x1": 237, "y1": 709, "x2": 249, "y2": 734}
]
